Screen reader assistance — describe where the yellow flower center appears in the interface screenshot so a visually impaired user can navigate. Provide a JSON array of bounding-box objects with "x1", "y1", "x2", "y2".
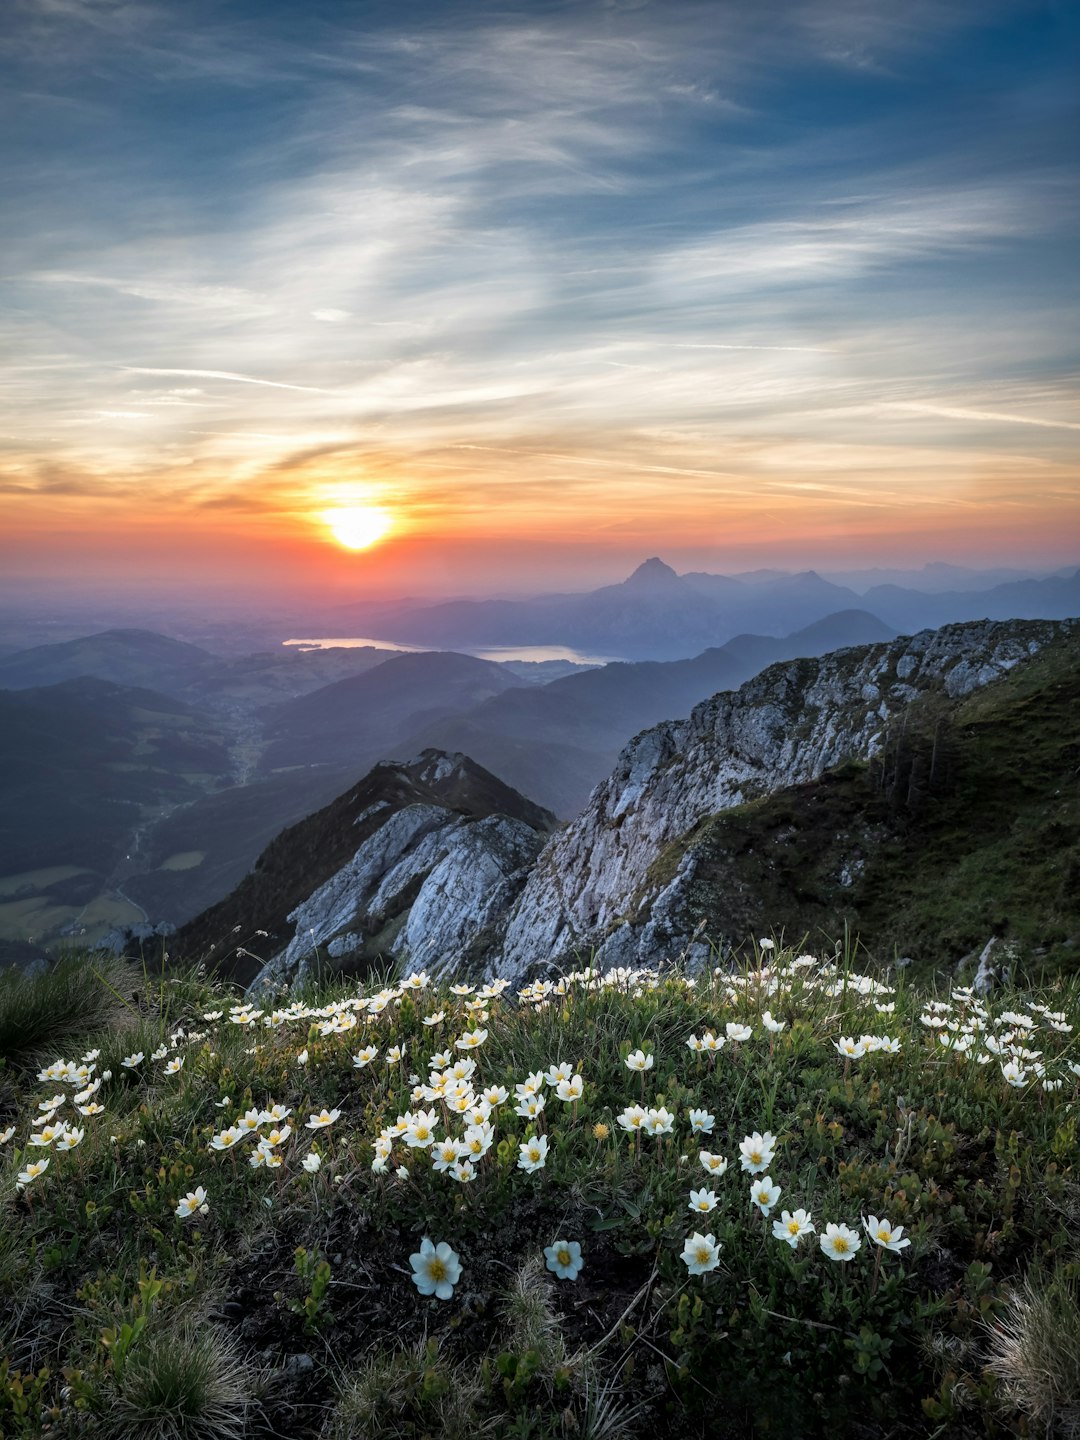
[
  {"x1": 788, "y1": 1221, "x2": 800, "y2": 1234},
  {"x1": 695, "y1": 1245, "x2": 711, "y2": 1264},
  {"x1": 877, "y1": 1228, "x2": 891, "y2": 1242},
  {"x1": 428, "y1": 1258, "x2": 446, "y2": 1282},
  {"x1": 750, "y1": 1150, "x2": 761, "y2": 1164},
  {"x1": 557, "y1": 1248, "x2": 571, "y2": 1266},
  {"x1": 834, "y1": 1237, "x2": 849, "y2": 1253}
]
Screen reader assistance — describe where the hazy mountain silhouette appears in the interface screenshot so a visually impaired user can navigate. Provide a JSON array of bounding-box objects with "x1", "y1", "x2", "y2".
[
  {"x1": 326, "y1": 559, "x2": 1079, "y2": 662},
  {"x1": 0, "y1": 677, "x2": 230, "y2": 880},
  {"x1": 259, "y1": 650, "x2": 526, "y2": 773},
  {"x1": 0, "y1": 629, "x2": 215, "y2": 697},
  {"x1": 390, "y1": 610, "x2": 896, "y2": 815}
]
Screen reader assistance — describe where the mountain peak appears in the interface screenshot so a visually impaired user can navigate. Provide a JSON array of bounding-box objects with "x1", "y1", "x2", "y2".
[{"x1": 622, "y1": 557, "x2": 681, "y2": 591}]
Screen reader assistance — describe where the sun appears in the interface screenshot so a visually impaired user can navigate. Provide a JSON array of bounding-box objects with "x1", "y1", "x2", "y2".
[{"x1": 321, "y1": 505, "x2": 394, "y2": 551}]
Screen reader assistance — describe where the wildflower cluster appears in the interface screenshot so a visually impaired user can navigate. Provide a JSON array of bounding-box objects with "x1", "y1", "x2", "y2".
[{"x1": 2, "y1": 948, "x2": 1078, "y2": 1438}]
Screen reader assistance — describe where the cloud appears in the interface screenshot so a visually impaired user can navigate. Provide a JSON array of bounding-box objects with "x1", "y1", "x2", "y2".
[
  {"x1": 0, "y1": 0, "x2": 1076, "y2": 576},
  {"x1": 118, "y1": 367, "x2": 331, "y2": 394}
]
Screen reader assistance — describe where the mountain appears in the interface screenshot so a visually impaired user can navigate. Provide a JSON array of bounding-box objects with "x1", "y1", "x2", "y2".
[
  {"x1": 0, "y1": 629, "x2": 216, "y2": 696},
  {"x1": 258, "y1": 650, "x2": 526, "y2": 773},
  {"x1": 327, "y1": 562, "x2": 869, "y2": 661},
  {"x1": 494, "y1": 617, "x2": 1077, "y2": 981},
  {"x1": 175, "y1": 750, "x2": 557, "y2": 989},
  {"x1": 648, "y1": 634, "x2": 1080, "y2": 979},
  {"x1": 322, "y1": 560, "x2": 1080, "y2": 663},
  {"x1": 397, "y1": 610, "x2": 897, "y2": 816},
  {"x1": 863, "y1": 568, "x2": 1080, "y2": 633},
  {"x1": 822, "y1": 561, "x2": 1060, "y2": 594},
  {"x1": 207, "y1": 616, "x2": 1076, "y2": 996},
  {"x1": 0, "y1": 677, "x2": 232, "y2": 943}
]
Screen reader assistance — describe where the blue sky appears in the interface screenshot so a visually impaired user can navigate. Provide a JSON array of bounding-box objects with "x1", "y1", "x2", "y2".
[{"x1": 1, "y1": 0, "x2": 1077, "y2": 593}]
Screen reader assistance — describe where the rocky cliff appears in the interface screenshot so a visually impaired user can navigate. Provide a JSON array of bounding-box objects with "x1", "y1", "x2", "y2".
[
  {"x1": 492, "y1": 619, "x2": 1075, "y2": 980},
  {"x1": 173, "y1": 750, "x2": 556, "y2": 991}
]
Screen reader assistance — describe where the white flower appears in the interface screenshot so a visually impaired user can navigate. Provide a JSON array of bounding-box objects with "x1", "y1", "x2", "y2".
[
  {"x1": 1001, "y1": 1061, "x2": 1028, "y2": 1087},
  {"x1": 644, "y1": 1106, "x2": 675, "y2": 1136},
  {"x1": 773, "y1": 1208, "x2": 815, "y2": 1247},
  {"x1": 617, "y1": 1105, "x2": 647, "y2": 1132},
  {"x1": 834, "y1": 1037, "x2": 866, "y2": 1059},
  {"x1": 296, "y1": 1049, "x2": 309, "y2": 1066},
  {"x1": 725, "y1": 1022, "x2": 752, "y2": 1043},
  {"x1": 517, "y1": 1135, "x2": 549, "y2": 1173},
  {"x1": 55, "y1": 1127, "x2": 85, "y2": 1151},
  {"x1": 738, "y1": 1131, "x2": 776, "y2": 1174},
  {"x1": 761, "y1": 1011, "x2": 786, "y2": 1033},
  {"x1": 17, "y1": 1158, "x2": 50, "y2": 1188},
  {"x1": 404, "y1": 1109, "x2": 439, "y2": 1149},
  {"x1": 121, "y1": 1052, "x2": 144, "y2": 1069},
  {"x1": 210, "y1": 1126, "x2": 244, "y2": 1151},
  {"x1": 409, "y1": 1238, "x2": 461, "y2": 1300},
  {"x1": 819, "y1": 1222, "x2": 862, "y2": 1262},
  {"x1": 164, "y1": 1057, "x2": 184, "y2": 1075},
  {"x1": 544, "y1": 1240, "x2": 584, "y2": 1280},
  {"x1": 455, "y1": 1028, "x2": 488, "y2": 1050},
  {"x1": 863, "y1": 1216, "x2": 911, "y2": 1253},
  {"x1": 0, "y1": 1126, "x2": 15, "y2": 1145},
  {"x1": 448, "y1": 1160, "x2": 476, "y2": 1184},
  {"x1": 432, "y1": 1138, "x2": 463, "y2": 1172},
  {"x1": 555, "y1": 1075, "x2": 584, "y2": 1102},
  {"x1": 175, "y1": 1186, "x2": 209, "y2": 1219},
  {"x1": 750, "y1": 1175, "x2": 781, "y2": 1216},
  {"x1": 688, "y1": 1187, "x2": 718, "y2": 1214},
  {"x1": 301, "y1": 1151, "x2": 322, "y2": 1173},
  {"x1": 688, "y1": 1108, "x2": 715, "y2": 1135},
  {"x1": 699, "y1": 1150, "x2": 728, "y2": 1176},
  {"x1": 515, "y1": 1093, "x2": 547, "y2": 1121},
  {"x1": 681, "y1": 1231, "x2": 722, "y2": 1275},
  {"x1": 305, "y1": 1108, "x2": 341, "y2": 1129},
  {"x1": 624, "y1": 1049, "x2": 653, "y2": 1073},
  {"x1": 29, "y1": 1124, "x2": 66, "y2": 1148}
]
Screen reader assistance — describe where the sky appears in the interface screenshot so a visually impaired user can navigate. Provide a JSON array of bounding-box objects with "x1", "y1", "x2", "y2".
[{"x1": 1, "y1": 0, "x2": 1078, "y2": 600}]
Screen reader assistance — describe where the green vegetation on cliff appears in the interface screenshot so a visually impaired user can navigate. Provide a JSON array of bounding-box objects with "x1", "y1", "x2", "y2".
[{"x1": 670, "y1": 633, "x2": 1080, "y2": 979}]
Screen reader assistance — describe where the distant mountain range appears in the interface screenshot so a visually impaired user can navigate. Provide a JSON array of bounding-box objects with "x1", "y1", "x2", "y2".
[
  {"x1": 0, "y1": 628, "x2": 405, "y2": 706},
  {"x1": 2, "y1": 556, "x2": 1077, "y2": 953},
  {"x1": 184, "y1": 618, "x2": 1079, "y2": 991},
  {"x1": 322, "y1": 556, "x2": 1080, "y2": 661}
]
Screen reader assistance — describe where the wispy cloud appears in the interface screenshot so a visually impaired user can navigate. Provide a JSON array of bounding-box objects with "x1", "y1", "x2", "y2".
[
  {"x1": 0, "y1": 0, "x2": 1077, "y2": 581},
  {"x1": 118, "y1": 367, "x2": 330, "y2": 394}
]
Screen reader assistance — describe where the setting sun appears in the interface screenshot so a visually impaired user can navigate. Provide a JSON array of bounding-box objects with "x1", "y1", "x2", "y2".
[{"x1": 322, "y1": 505, "x2": 394, "y2": 551}]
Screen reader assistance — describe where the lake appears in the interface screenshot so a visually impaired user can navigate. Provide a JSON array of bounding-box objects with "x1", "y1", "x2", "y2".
[{"x1": 283, "y1": 638, "x2": 615, "y2": 665}]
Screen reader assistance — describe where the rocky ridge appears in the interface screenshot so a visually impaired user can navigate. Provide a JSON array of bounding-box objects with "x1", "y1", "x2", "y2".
[
  {"x1": 491, "y1": 618, "x2": 1075, "y2": 981},
  {"x1": 172, "y1": 750, "x2": 556, "y2": 992}
]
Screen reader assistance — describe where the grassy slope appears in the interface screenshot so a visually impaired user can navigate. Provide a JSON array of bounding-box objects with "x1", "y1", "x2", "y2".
[
  {"x1": 1, "y1": 951, "x2": 1078, "y2": 1438},
  {"x1": 667, "y1": 633, "x2": 1080, "y2": 979}
]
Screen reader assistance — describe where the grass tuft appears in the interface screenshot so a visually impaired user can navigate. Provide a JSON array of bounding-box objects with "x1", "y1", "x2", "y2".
[
  {"x1": 105, "y1": 1324, "x2": 255, "y2": 1440},
  {"x1": 0, "y1": 952, "x2": 136, "y2": 1069},
  {"x1": 986, "y1": 1266, "x2": 1080, "y2": 1437}
]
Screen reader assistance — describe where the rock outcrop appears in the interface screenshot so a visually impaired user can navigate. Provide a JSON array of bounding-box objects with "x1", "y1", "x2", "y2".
[
  {"x1": 492, "y1": 619, "x2": 1074, "y2": 981},
  {"x1": 172, "y1": 750, "x2": 557, "y2": 992}
]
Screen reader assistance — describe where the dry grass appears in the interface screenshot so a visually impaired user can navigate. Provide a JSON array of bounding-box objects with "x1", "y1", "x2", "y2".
[{"x1": 985, "y1": 1267, "x2": 1080, "y2": 1437}]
